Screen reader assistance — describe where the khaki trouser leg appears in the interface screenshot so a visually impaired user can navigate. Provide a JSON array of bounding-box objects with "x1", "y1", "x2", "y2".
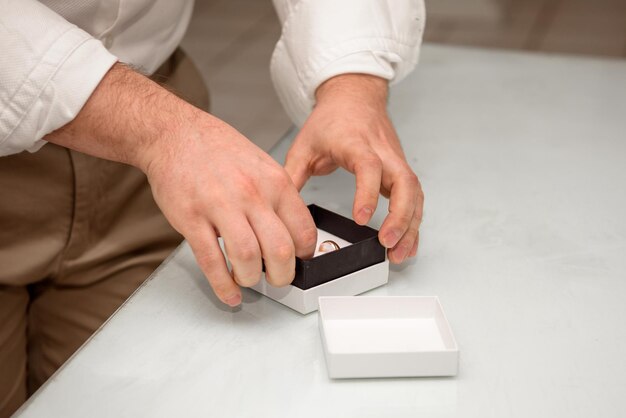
[
  {"x1": 0, "y1": 48, "x2": 208, "y2": 417},
  {"x1": 0, "y1": 288, "x2": 28, "y2": 417}
]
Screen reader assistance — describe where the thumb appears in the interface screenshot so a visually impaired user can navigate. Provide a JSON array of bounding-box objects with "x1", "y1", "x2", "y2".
[{"x1": 284, "y1": 147, "x2": 311, "y2": 191}]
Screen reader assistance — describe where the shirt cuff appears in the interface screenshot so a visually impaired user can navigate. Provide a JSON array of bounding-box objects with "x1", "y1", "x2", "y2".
[
  {"x1": 0, "y1": 29, "x2": 117, "y2": 156},
  {"x1": 270, "y1": 0, "x2": 425, "y2": 127}
]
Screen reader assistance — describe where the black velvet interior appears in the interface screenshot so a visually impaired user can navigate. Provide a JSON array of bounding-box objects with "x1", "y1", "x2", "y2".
[{"x1": 290, "y1": 205, "x2": 386, "y2": 290}]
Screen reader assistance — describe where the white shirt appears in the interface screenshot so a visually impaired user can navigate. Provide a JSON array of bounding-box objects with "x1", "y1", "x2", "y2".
[{"x1": 0, "y1": 0, "x2": 425, "y2": 157}]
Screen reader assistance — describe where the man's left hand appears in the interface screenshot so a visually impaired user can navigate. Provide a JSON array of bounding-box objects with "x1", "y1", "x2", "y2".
[{"x1": 284, "y1": 74, "x2": 423, "y2": 264}]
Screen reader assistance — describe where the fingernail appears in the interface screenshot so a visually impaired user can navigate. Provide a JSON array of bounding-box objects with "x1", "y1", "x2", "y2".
[
  {"x1": 357, "y1": 207, "x2": 373, "y2": 224},
  {"x1": 382, "y1": 229, "x2": 402, "y2": 248},
  {"x1": 225, "y1": 293, "x2": 242, "y2": 307}
]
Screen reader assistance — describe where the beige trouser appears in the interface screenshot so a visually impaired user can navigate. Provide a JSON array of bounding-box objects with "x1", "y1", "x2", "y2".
[{"x1": 0, "y1": 49, "x2": 208, "y2": 417}]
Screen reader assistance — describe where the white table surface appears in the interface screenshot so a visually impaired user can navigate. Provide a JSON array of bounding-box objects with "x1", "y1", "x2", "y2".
[{"x1": 16, "y1": 45, "x2": 626, "y2": 418}]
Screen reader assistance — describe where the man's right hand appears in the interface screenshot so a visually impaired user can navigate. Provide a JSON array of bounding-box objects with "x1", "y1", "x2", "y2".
[
  {"x1": 45, "y1": 63, "x2": 318, "y2": 307},
  {"x1": 142, "y1": 108, "x2": 318, "y2": 307}
]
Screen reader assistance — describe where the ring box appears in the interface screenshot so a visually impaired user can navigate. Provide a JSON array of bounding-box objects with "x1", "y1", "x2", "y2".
[
  {"x1": 318, "y1": 296, "x2": 459, "y2": 378},
  {"x1": 245, "y1": 205, "x2": 460, "y2": 378},
  {"x1": 251, "y1": 205, "x2": 389, "y2": 314}
]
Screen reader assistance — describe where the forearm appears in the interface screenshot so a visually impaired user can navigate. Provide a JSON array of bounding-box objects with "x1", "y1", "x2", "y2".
[{"x1": 44, "y1": 63, "x2": 215, "y2": 172}]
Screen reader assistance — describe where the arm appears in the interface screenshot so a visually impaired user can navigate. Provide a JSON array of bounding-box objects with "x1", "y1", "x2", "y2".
[
  {"x1": 1, "y1": 0, "x2": 317, "y2": 306},
  {"x1": 46, "y1": 63, "x2": 318, "y2": 307},
  {"x1": 271, "y1": 0, "x2": 425, "y2": 263}
]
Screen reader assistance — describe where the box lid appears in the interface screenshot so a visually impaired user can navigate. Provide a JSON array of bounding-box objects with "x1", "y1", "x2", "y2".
[{"x1": 318, "y1": 296, "x2": 459, "y2": 378}]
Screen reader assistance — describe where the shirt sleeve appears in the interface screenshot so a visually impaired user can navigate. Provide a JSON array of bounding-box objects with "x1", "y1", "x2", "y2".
[
  {"x1": 0, "y1": 0, "x2": 118, "y2": 156},
  {"x1": 270, "y1": 0, "x2": 425, "y2": 126}
]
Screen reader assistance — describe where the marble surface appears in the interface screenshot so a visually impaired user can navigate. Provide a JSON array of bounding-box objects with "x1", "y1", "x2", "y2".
[{"x1": 15, "y1": 45, "x2": 626, "y2": 418}]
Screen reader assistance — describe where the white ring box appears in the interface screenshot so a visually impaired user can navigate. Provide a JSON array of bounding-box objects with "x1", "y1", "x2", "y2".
[
  {"x1": 251, "y1": 259, "x2": 389, "y2": 315},
  {"x1": 251, "y1": 205, "x2": 389, "y2": 314},
  {"x1": 318, "y1": 296, "x2": 459, "y2": 378},
  {"x1": 243, "y1": 205, "x2": 459, "y2": 378}
]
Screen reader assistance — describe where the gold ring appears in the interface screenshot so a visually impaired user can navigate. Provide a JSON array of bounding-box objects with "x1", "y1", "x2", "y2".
[{"x1": 318, "y1": 240, "x2": 340, "y2": 253}]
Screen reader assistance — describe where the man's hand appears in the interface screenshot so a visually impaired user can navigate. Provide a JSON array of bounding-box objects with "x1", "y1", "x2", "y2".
[
  {"x1": 284, "y1": 74, "x2": 423, "y2": 264},
  {"x1": 46, "y1": 64, "x2": 318, "y2": 307}
]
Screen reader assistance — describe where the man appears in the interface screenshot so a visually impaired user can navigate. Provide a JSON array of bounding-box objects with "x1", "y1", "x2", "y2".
[{"x1": 0, "y1": 0, "x2": 425, "y2": 415}]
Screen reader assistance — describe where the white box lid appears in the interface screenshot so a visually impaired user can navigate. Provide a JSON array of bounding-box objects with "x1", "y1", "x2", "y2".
[{"x1": 318, "y1": 296, "x2": 459, "y2": 378}]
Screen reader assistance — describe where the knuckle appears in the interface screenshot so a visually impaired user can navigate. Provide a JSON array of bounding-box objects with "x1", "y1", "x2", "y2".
[
  {"x1": 269, "y1": 168, "x2": 291, "y2": 189},
  {"x1": 236, "y1": 177, "x2": 262, "y2": 202},
  {"x1": 230, "y1": 243, "x2": 260, "y2": 264},
  {"x1": 404, "y1": 172, "x2": 420, "y2": 188},
  {"x1": 407, "y1": 221, "x2": 420, "y2": 237},
  {"x1": 234, "y1": 271, "x2": 261, "y2": 287},
  {"x1": 357, "y1": 154, "x2": 382, "y2": 170},
  {"x1": 298, "y1": 226, "x2": 318, "y2": 250},
  {"x1": 395, "y1": 210, "x2": 414, "y2": 225},
  {"x1": 271, "y1": 243, "x2": 295, "y2": 264},
  {"x1": 177, "y1": 199, "x2": 199, "y2": 219},
  {"x1": 195, "y1": 249, "x2": 223, "y2": 270},
  {"x1": 417, "y1": 189, "x2": 425, "y2": 204},
  {"x1": 365, "y1": 154, "x2": 383, "y2": 167},
  {"x1": 266, "y1": 267, "x2": 295, "y2": 287}
]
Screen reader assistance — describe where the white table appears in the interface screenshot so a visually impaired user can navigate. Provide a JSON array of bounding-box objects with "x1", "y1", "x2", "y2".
[{"x1": 16, "y1": 45, "x2": 626, "y2": 418}]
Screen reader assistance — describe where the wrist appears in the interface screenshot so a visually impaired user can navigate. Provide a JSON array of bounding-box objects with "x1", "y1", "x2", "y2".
[
  {"x1": 314, "y1": 74, "x2": 388, "y2": 110},
  {"x1": 139, "y1": 105, "x2": 226, "y2": 178},
  {"x1": 106, "y1": 66, "x2": 206, "y2": 174}
]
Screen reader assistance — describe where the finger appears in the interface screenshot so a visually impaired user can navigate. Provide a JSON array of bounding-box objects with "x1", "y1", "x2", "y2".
[
  {"x1": 218, "y1": 214, "x2": 262, "y2": 287},
  {"x1": 379, "y1": 170, "x2": 421, "y2": 249},
  {"x1": 277, "y1": 190, "x2": 318, "y2": 259},
  {"x1": 284, "y1": 146, "x2": 311, "y2": 191},
  {"x1": 347, "y1": 147, "x2": 382, "y2": 225},
  {"x1": 388, "y1": 210, "x2": 421, "y2": 264},
  {"x1": 409, "y1": 231, "x2": 419, "y2": 257},
  {"x1": 187, "y1": 226, "x2": 242, "y2": 307},
  {"x1": 248, "y1": 208, "x2": 296, "y2": 287}
]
